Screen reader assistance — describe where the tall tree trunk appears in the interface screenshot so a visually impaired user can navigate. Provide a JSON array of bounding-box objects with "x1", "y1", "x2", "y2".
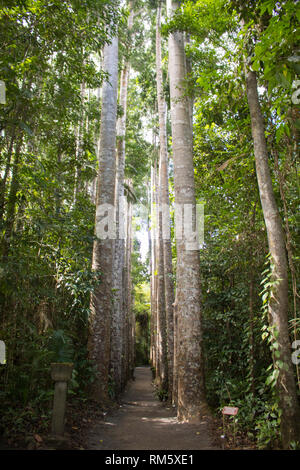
[
  {"x1": 248, "y1": 202, "x2": 257, "y2": 397},
  {"x1": 153, "y1": 157, "x2": 161, "y2": 382},
  {"x1": 150, "y1": 164, "x2": 158, "y2": 374},
  {"x1": 1, "y1": 137, "x2": 23, "y2": 260},
  {"x1": 167, "y1": 0, "x2": 208, "y2": 421},
  {"x1": 0, "y1": 129, "x2": 17, "y2": 221},
  {"x1": 184, "y1": 34, "x2": 193, "y2": 134},
  {"x1": 121, "y1": 182, "x2": 134, "y2": 386},
  {"x1": 111, "y1": 68, "x2": 130, "y2": 396},
  {"x1": 73, "y1": 82, "x2": 86, "y2": 206},
  {"x1": 156, "y1": 3, "x2": 174, "y2": 400},
  {"x1": 109, "y1": 5, "x2": 134, "y2": 395},
  {"x1": 88, "y1": 35, "x2": 118, "y2": 403},
  {"x1": 156, "y1": 158, "x2": 168, "y2": 391},
  {"x1": 272, "y1": 146, "x2": 300, "y2": 392},
  {"x1": 245, "y1": 68, "x2": 300, "y2": 447},
  {"x1": 172, "y1": 299, "x2": 178, "y2": 406},
  {"x1": 148, "y1": 178, "x2": 154, "y2": 368},
  {"x1": 249, "y1": 275, "x2": 255, "y2": 396},
  {"x1": 110, "y1": 5, "x2": 134, "y2": 398},
  {"x1": 121, "y1": 196, "x2": 129, "y2": 389},
  {"x1": 125, "y1": 188, "x2": 134, "y2": 381}
]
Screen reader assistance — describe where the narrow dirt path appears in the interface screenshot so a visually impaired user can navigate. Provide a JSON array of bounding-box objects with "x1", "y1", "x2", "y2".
[{"x1": 87, "y1": 366, "x2": 218, "y2": 450}]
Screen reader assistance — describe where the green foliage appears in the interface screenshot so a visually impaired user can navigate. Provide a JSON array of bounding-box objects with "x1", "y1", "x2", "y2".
[
  {"x1": 155, "y1": 387, "x2": 168, "y2": 402},
  {"x1": 163, "y1": 0, "x2": 234, "y2": 39},
  {"x1": 132, "y1": 236, "x2": 150, "y2": 367},
  {"x1": 255, "y1": 401, "x2": 281, "y2": 449},
  {"x1": 0, "y1": 0, "x2": 121, "y2": 441},
  {"x1": 134, "y1": 280, "x2": 150, "y2": 366},
  {"x1": 47, "y1": 329, "x2": 74, "y2": 363}
]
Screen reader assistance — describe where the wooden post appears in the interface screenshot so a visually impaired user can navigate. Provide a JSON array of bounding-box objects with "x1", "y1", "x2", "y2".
[{"x1": 50, "y1": 363, "x2": 73, "y2": 437}]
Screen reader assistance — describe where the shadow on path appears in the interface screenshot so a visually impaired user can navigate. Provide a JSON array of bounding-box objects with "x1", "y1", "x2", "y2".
[{"x1": 87, "y1": 366, "x2": 218, "y2": 450}]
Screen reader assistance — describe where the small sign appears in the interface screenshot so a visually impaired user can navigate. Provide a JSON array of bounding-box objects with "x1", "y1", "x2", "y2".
[{"x1": 222, "y1": 406, "x2": 239, "y2": 416}]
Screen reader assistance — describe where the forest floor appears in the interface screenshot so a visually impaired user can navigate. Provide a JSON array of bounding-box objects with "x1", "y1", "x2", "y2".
[
  {"x1": 86, "y1": 366, "x2": 220, "y2": 450},
  {"x1": 1, "y1": 366, "x2": 256, "y2": 450}
]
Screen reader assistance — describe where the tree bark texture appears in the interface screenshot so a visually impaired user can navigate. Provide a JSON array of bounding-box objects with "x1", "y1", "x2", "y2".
[
  {"x1": 167, "y1": 0, "x2": 208, "y2": 421},
  {"x1": 156, "y1": 3, "x2": 175, "y2": 399},
  {"x1": 88, "y1": 35, "x2": 118, "y2": 403},
  {"x1": 111, "y1": 55, "x2": 131, "y2": 396}
]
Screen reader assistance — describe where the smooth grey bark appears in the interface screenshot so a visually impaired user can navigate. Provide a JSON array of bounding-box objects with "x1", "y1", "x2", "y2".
[
  {"x1": 167, "y1": 0, "x2": 208, "y2": 421},
  {"x1": 245, "y1": 67, "x2": 300, "y2": 448},
  {"x1": 88, "y1": 35, "x2": 118, "y2": 403}
]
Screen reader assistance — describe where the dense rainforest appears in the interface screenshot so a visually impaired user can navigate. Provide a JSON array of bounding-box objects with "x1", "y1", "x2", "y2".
[{"x1": 0, "y1": 0, "x2": 299, "y2": 451}]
